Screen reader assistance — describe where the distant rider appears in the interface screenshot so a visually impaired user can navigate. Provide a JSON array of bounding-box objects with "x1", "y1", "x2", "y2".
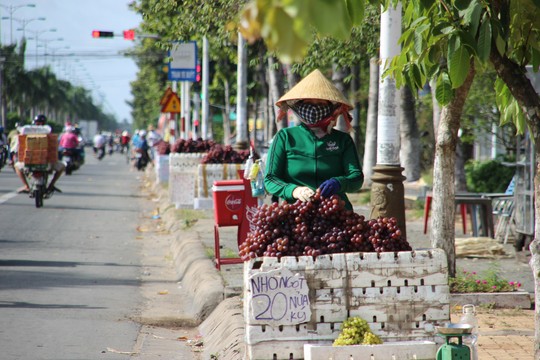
[{"x1": 58, "y1": 125, "x2": 81, "y2": 161}]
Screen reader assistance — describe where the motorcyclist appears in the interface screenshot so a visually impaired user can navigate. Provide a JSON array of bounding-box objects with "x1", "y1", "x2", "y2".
[
  {"x1": 93, "y1": 131, "x2": 106, "y2": 159},
  {"x1": 0, "y1": 126, "x2": 8, "y2": 169},
  {"x1": 14, "y1": 114, "x2": 65, "y2": 195},
  {"x1": 132, "y1": 130, "x2": 149, "y2": 170},
  {"x1": 59, "y1": 126, "x2": 80, "y2": 159},
  {"x1": 120, "y1": 130, "x2": 130, "y2": 154}
]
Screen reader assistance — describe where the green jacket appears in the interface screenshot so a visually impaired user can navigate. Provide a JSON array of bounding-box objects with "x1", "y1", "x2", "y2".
[{"x1": 264, "y1": 124, "x2": 363, "y2": 209}]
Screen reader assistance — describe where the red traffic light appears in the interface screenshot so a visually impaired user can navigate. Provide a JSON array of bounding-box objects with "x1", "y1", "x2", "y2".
[
  {"x1": 92, "y1": 30, "x2": 114, "y2": 38},
  {"x1": 123, "y1": 29, "x2": 135, "y2": 40},
  {"x1": 196, "y1": 64, "x2": 201, "y2": 82}
]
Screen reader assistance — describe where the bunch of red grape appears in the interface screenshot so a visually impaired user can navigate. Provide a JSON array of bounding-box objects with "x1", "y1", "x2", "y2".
[
  {"x1": 155, "y1": 139, "x2": 171, "y2": 155},
  {"x1": 171, "y1": 138, "x2": 215, "y2": 153},
  {"x1": 239, "y1": 192, "x2": 411, "y2": 261},
  {"x1": 201, "y1": 144, "x2": 258, "y2": 164}
]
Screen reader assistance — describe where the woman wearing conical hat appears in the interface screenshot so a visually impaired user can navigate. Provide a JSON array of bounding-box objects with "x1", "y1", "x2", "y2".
[{"x1": 264, "y1": 69, "x2": 363, "y2": 210}]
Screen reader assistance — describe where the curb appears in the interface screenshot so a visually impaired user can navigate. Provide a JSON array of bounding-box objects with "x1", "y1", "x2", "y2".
[
  {"x1": 451, "y1": 291, "x2": 532, "y2": 309},
  {"x1": 153, "y1": 173, "x2": 226, "y2": 324}
]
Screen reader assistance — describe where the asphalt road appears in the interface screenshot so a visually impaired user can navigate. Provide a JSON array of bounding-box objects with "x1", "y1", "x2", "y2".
[{"x1": 0, "y1": 150, "x2": 147, "y2": 360}]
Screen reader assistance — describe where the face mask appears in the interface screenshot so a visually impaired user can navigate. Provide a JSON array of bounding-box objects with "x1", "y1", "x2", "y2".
[{"x1": 291, "y1": 102, "x2": 336, "y2": 125}]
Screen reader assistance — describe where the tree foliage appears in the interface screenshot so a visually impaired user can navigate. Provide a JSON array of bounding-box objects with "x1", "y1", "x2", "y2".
[{"x1": 1, "y1": 41, "x2": 116, "y2": 130}]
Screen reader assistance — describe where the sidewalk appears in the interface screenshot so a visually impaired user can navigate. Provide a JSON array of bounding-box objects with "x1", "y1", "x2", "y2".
[{"x1": 139, "y1": 173, "x2": 536, "y2": 359}]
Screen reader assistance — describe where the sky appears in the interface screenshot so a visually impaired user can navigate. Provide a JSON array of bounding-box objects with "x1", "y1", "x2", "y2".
[{"x1": 0, "y1": 0, "x2": 142, "y2": 123}]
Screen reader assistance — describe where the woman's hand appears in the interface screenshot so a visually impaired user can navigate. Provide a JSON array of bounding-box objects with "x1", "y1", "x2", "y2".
[{"x1": 292, "y1": 186, "x2": 315, "y2": 202}]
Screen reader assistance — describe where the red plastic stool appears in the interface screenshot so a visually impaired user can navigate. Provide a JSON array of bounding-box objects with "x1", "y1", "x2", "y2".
[{"x1": 423, "y1": 193, "x2": 467, "y2": 235}]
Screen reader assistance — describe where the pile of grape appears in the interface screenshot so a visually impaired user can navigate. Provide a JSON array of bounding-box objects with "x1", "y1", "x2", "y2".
[
  {"x1": 333, "y1": 317, "x2": 383, "y2": 346},
  {"x1": 201, "y1": 144, "x2": 257, "y2": 164},
  {"x1": 155, "y1": 139, "x2": 170, "y2": 155},
  {"x1": 239, "y1": 192, "x2": 411, "y2": 261},
  {"x1": 171, "y1": 138, "x2": 215, "y2": 153}
]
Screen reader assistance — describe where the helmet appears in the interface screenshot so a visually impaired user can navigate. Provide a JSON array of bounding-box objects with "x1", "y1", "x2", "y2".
[
  {"x1": 33, "y1": 114, "x2": 47, "y2": 125},
  {"x1": 139, "y1": 130, "x2": 147, "y2": 137},
  {"x1": 66, "y1": 126, "x2": 76, "y2": 133}
]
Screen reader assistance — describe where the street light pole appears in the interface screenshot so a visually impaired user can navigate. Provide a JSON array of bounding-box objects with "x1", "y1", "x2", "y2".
[
  {"x1": 26, "y1": 28, "x2": 57, "y2": 67},
  {"x1": 0, "y1": 3, "x2": 36, "y2": 44},
  {"x1": 13, "y1": 16, "x2": 46, "y2": 39}
]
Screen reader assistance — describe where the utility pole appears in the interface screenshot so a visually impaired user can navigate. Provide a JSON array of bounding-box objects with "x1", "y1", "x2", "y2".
[
  {"x1": 235, "y1": 33, "x2": 248, "y2": 150},
  {"x1": 370, "y1": 3, "x2": 407, "y2": 238},
  {"x1": 201, "y1": 36, "x2": 210, "y2": 140}
]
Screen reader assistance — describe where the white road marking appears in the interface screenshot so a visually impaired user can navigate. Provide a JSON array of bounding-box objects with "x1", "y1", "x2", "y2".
[{"x1": 0, "y1": 191, "x2": 18, "y2": 205}]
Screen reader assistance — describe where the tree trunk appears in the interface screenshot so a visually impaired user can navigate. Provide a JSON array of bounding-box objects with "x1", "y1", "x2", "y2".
[
  {"x1": 431, "y1": 61, "x2": 476, "y2": 277},
  {"x1": 454, "y1": 138, "x2": 468, "y2": 191},
  {"x1": 267, "y1": 56, "x2": 284, "y2": 133},
  {"x1": 284, "y1": 63, "x2": 300, "y2": 89},
  {"x1": 399, "y1": 85, "x2": 421, "y2": 182},
  {"x1": 332, "y1": 64, "x2": 349, "y2": 132},
  {"x1": 350, "y1": 64, "x2": 362, "y2": 146},
  {"x1": 362, "y1": 58, "x2": 379, "y2": 188},
  {"x1": 490, "y1": 47, "x2": 540, "y2": 359},
  {"x1": 430, "y1": 80, "x2": 441, "y2": 143}
]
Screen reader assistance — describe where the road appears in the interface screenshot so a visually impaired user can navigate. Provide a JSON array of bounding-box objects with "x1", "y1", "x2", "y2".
[{"x1": 0, "y1": 151, "x2": 149, "y2": 360}]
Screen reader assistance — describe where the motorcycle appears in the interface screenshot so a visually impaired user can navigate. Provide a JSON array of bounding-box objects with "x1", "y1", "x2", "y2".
[
  {"x1": 62, "y1": 148, "x2": 79, "y2": 175},
  {"x1": 94, "y1": 145, "x2": 106, "y2": 160},
  {"x1": 23, "y1": 164, "x2": 51, "y2": 208}
]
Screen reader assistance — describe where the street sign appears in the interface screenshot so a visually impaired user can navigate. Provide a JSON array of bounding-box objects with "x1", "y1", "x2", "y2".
[
  {"x1": 168, "y1": 41, "x2": 198, "y2": 82},
  {"x1": 160, "y1": 87, "x2": 173, "y2": 105},
  {"x1": 161, "y1": 92, "x2": 181, "y2": 113}
]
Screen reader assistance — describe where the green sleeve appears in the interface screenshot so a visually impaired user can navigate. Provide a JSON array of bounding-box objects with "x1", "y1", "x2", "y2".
[
  {"x1": 334, "y1": 134, "x2": 363, "y2": 193},
  {"x1": 264, "y1": 130, "x2": 298, "y2": 203}
]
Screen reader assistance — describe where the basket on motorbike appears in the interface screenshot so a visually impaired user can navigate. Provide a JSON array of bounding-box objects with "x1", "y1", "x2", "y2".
[{"x1": 18, "y1": 134, "x2": 58, "y2": 168}]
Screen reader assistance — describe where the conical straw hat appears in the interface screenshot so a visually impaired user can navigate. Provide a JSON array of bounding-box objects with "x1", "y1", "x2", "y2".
[{"x1": 276, "y1": 69, "x2": 353, "y2": 109}]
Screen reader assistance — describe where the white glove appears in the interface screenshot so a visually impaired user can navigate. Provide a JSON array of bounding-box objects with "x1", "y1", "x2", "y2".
[{"x1": 292, "y1": 186, "x2": 315, "y2": 202}]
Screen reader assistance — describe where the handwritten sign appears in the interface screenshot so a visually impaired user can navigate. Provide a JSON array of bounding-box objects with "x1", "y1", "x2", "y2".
[{"x1": 247, "y1": 267, "x2": 311, "y2": 326}]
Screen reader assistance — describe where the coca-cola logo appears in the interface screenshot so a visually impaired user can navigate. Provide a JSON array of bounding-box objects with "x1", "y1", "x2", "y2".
[
  {"x1": 225, "y1": 194, "x2": 243, "y2": 211},
  {"x1": 245, "y1": 206, "x2": 258, "y2": 232}
]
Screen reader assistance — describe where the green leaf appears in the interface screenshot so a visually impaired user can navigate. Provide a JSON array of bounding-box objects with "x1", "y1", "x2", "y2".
[
  {"x1": 455, "y1": 0, "x2": 472, "y2": 11},
  {"x1": 345, "y1": 0, "x2": 365, "y2": 25},
  {"x1": 307, "y1": 0, "x2": 352, "y2": 40},
  {"x1": 448, "y1": 42, "x2": 470, "y2": 88},
  {"x1": 495, "y1": 31, "x2": 506, "y2": 55},
  {"x1": 436, "y1": 72, "x2": 454, "y2": 105},
  {"x1": 410, "y1": 62, "x2": 425, "y2": 89},
  {"x1": 461, "y1": 0, "x2": 482, "y2": 36},
  {"x1": 477, "y1": 14, "x2": 492, "y2": 63},
  {"x1": 414, "y1": 30, "x2": 425, "y2": 55},
  {"x1": 418, "y1": 0, "x2": 435, "y2": 11}
]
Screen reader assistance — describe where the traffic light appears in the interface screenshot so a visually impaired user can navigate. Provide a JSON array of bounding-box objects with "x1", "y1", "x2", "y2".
[
  {"x1": 123, "y1": 29, "x2": 135, "y2": 40},
  {"x1": 196, "y1": 64, "x2": 201, "y2": 82},
  {"x1": 92, "y1": 30, "x2": 114, "y2": 38}
]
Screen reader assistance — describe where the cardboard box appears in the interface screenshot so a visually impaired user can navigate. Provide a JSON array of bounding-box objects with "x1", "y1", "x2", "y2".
[{"x1": 18, "y1": 134, "x2": 58, "y2": 165}]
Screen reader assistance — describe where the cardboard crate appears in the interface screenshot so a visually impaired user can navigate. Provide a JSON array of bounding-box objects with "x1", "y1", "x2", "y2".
[
  {"x1": 18, "y1": 134, "x2": 58, "y2": 165},
  {"x1": 243, "y1": 249, "x2": 450, "y2": 359}
]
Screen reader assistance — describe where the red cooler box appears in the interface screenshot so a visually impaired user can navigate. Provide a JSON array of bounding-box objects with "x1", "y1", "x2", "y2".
[{"x1": 212, "y1": 179, "x2": 245, "y2": 226}]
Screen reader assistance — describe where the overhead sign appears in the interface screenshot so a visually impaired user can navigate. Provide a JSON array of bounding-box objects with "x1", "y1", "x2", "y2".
[
  {"x1": 168, "y1": 41, "x2": 198, "y2": 82},
  {"x1": 162, "y1": 92, "x2": 181, "y2": 113}
]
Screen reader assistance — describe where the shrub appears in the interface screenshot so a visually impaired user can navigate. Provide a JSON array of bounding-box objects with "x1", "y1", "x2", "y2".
[
  {"x1": 450, "y1": 268, "x2": 522, "y2": 293},
  {"x1": 465, "y1": 159, "x2": 514, "y2": 193}
]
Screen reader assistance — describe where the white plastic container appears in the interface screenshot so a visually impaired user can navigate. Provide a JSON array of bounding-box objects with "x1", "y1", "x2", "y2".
[{"x1": 460, "y1": 304, "x2": 478, "y2": 360}]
